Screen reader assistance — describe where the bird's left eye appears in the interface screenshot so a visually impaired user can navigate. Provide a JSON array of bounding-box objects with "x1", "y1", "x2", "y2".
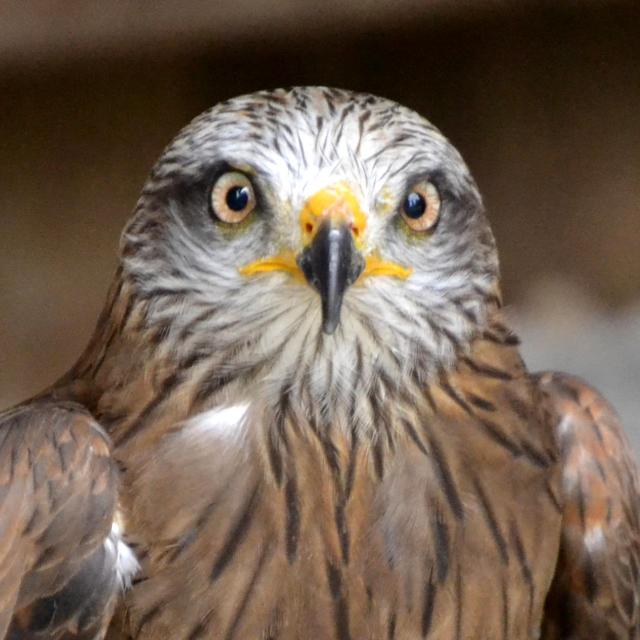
[
  {"x1": 210, "y1": 171, "x2": 256, "y2": 224},
  {"x1": 401, "y1": 181, "x2": 441, "y2": 232}
]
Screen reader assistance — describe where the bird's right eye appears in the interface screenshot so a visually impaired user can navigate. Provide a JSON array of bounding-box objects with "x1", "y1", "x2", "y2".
[{"x1": 210, "y1": 171, "x2": 256, "y2": 224}]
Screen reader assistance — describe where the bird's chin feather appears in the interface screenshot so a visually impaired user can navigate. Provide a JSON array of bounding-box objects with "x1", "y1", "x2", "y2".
[{"x1": 126, "y1": 257, "x2": 490, "y2": 431}]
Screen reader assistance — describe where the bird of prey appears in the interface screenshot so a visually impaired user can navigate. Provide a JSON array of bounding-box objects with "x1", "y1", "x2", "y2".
[{"x1": 1, "y1": 87, "x2": 639, "y2": 640}]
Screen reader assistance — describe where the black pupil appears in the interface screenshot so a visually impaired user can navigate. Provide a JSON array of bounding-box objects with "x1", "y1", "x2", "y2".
[
  {"x1": 226, "y1": 185, "x2": 250, "y2": 211},
  {"x1": 403, "y1": 192, "x2": 426, "y2": 219}
]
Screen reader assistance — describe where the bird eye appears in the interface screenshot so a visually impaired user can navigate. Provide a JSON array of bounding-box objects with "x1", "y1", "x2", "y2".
[
  {"x1": 401, "y1": 181, "x2": 441, "y2": 232},
  {"x1": 210, "y1": 171, "x2": 256, "y2": 224}
]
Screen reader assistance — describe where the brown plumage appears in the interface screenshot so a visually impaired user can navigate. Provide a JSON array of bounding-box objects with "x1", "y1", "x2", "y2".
[
  {"x1": 1, "y1": 87, "x2": 638, "y2": 639},
  {"x1": 0, "y1": 404, "x2": 118, "y2": 638}
]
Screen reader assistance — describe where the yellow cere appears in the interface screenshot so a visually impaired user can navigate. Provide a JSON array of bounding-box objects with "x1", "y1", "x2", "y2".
[
  {"x1": 299, "y1": 181, "x2": 368, "y2": 249},
  {"x1": 239, "y1": 182, "x2": 412, "y2": 282}
]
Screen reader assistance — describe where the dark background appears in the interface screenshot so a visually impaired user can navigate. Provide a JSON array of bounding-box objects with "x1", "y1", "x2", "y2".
[{"x1": 1, "y1": 1, "x2": 639, "y2": 447}]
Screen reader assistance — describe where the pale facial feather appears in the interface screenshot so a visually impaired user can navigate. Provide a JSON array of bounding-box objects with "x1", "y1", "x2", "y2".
[{"x1": 120, "y1": 87, "x2": 499, "y2": 420}]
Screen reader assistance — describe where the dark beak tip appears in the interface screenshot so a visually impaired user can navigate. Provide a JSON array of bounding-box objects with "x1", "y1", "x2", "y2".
[
  {"x1": 322, "y1": 317, "x2": 339, "y2": 335},
  {"x1": 299, "y1": 220, "x2": 363, "y2": 334}
]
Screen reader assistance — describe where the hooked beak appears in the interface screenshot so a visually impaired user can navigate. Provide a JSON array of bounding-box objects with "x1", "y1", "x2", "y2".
[
  {"x1": 239, "y1": 181, "x2": 412, "y2": 335},
  {"x1": 297, "y1": 219, "x2": 364, "y2": 334}
]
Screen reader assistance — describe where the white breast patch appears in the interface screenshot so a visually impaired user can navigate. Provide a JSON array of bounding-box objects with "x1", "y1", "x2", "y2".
[
  {"x1": 182, "y1": 403, "x2": 250, "y2": 444},
  {"x1": 104, "y1": 517, "x2": 140, "y2": 590}
]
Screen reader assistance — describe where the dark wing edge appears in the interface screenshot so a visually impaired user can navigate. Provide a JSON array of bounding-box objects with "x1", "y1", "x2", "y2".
[
  {"x1": 0, "y1": 400, "x2": 121, "y2": 639},
  {"x1": 537, "y1": 372, "x2": 640, "y2": 640}
]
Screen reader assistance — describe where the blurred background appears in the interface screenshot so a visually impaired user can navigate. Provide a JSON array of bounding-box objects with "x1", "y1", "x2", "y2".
[{"x1": 1, "y1": 1, "x2": 639, "y2": 450}]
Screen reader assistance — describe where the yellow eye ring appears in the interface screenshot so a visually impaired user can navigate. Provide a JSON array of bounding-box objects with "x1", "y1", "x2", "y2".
[
  {"x1": 210, "y1": 171, "x2": 256, "y2": 224},
  {"x1": 401, "y1": 180, "x2": 441, "y2": 232}
]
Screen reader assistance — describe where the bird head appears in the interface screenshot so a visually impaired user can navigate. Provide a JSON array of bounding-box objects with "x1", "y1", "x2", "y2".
[{"x1": 120, "y1": 88, "x2": 500, "y2": 408}]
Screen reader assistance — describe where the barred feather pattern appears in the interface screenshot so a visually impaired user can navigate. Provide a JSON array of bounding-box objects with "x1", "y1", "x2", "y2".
[
  {"x1": 34, "y1": 87, "x2": 638, "y2": 639},
  {"x1": 64, "y1": 283, "x2": 563, "y2": 640}
]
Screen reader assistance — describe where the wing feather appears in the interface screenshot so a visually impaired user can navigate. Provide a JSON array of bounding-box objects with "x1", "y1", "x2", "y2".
[
  {"x1": 538, "y1": 372, "x2": 640, "y2": 639},
  {"x1": 0, "y1": 400, "x2": 120, "y2": 638}
]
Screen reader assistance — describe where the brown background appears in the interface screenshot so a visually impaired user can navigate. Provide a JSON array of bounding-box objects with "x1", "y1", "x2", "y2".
[{"x1": 1, "y1": 1, "x2": 639, "y2": 446}]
